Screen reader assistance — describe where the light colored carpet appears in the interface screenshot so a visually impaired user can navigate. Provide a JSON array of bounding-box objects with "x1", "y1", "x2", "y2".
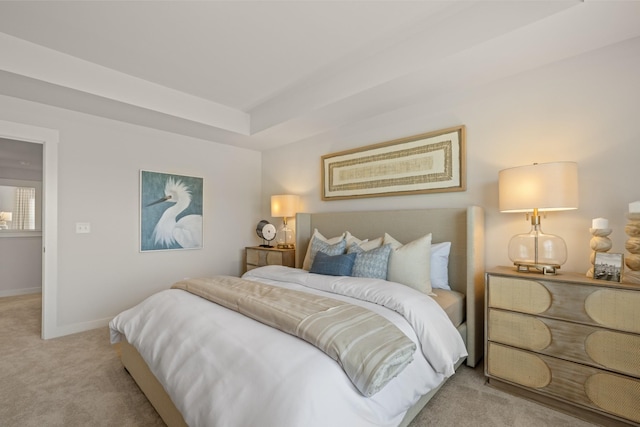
[{"x1": 1, "y1": 293, "x2": 597, "y2": 427}]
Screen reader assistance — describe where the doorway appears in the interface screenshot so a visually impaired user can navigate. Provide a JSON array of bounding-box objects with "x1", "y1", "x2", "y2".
[{"x1": 0, "y1": 119, "x2": 58, "y2": 339}]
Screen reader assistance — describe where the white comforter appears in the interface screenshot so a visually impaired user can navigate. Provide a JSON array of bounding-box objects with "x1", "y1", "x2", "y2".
[{"x1": 109, "y1": 266, "x2": 467, "y2": 427}]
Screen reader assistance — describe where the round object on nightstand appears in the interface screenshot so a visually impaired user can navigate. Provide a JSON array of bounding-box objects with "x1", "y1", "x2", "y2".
[{"x1": 256, "y1": 220, "x2": 276, "y2": 247}]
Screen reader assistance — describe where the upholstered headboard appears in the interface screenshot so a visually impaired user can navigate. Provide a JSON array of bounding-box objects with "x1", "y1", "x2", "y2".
[{"x1": 295, "y1": 206, "x2": 485, "y2": 367}]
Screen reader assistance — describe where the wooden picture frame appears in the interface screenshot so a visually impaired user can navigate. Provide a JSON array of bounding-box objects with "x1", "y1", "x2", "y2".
[
  {"x1": 321, "y1": 125, "x2": 465, "y2": 200},
  {"x1": 140, "y1": 170, "x2": 203, "y2": 252},
  {"x1": 593, "y1": 252, "x2": 624, "y2": 282}
]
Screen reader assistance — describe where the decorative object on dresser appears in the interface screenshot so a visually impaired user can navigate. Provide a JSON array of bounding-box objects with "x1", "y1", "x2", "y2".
[
  {"x1": 587, "y1": 217, "x2": 613, "y2": 278},
  {"x1": 624, "y1": 201, "x2": 640, "y2": 284},
  {"x1": 498, "y1": 161, "x2": 579, "y2": 275},
  {"x1": 270, "y1": 194, "x2": 299, "y2": 249},
  {"x1": 486, "y1": 267, "x2": 640, "y2": 426},
  {"x1": 244, "y1": 245, "x2": 295, "y2": 273},
  {"x1": 321, "y1": 125, "x2": 465, "y2": 201},
  {"x1": 255, "y1": 219, "x2": 277, "y2": 247},
  {"x1": 593, "y1": 252, "x2": 623, "y2": 282}
]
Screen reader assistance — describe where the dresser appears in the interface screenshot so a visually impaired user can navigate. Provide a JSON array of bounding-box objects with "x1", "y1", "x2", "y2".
[
  {"x1": 244, "y1": 246, "x2": 295, "y2": 273},
  {"x1": 485, "y1": 267, "x2": 640, "y2": 426}
]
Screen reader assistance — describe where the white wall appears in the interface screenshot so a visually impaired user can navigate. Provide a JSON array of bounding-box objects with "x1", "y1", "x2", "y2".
[
  {"x1": 262, "y1": 36, "x2": 640, "y2": 276},
  {"x1": 0, "y1": 94, "x2": 262, "y2": 335},
  {"x1": 0, "y1": 235, "x2": 42, "y2": 296}
]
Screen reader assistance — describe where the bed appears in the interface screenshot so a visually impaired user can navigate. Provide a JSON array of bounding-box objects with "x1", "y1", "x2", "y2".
[{"x1": 110, "y1": 206, "x2": 485, "y2": 427}]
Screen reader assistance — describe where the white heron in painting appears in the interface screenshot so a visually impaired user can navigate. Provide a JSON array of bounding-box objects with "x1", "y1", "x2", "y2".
[{"x1": 146, "y1": 177, "x2": 202, "y2": 248}]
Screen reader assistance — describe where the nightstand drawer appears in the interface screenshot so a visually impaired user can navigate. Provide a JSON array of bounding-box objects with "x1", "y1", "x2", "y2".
[
  {"x1": 488, "y1": 308, "x2": 640, "y2": 378},
  {"x1": 487, "y1": 342, "x2": 640, "y2": 424},
  {"x1": 488, "y1": 275, "x2": 640, "y2": 333},
  {"x1": 246, "y1": 248, "x2": 284, "y2": 266},
  {"x1": 244, "y1": 247, "x2": 295, "y2": 273}
]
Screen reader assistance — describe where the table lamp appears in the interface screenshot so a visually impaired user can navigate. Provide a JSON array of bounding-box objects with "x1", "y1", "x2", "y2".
[
  {"x1": 271, "y1": 194, "x2": 299, "y2": 249},
  {"x1": 498, "y1": 161, "x2": 578, "y2": 275}
]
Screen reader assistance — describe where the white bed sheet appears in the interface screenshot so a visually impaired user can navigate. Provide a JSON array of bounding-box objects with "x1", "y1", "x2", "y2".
[{"x1": 110, "y1": 266, "x2": 467, "y2": 427}]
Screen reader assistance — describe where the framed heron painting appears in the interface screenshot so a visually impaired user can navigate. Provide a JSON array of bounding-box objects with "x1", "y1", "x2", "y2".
[{"x1": 140, "y1": 170, "x2": 203, "y2": 252}]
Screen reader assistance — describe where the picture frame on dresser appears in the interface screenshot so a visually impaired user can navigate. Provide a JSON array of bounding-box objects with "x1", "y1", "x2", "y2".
[{"x1": 593, "y1": 252, "x2": 623, "y2": 282}]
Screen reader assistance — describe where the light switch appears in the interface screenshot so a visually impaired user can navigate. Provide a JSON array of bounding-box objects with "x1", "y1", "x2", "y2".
[{"x1": 76, "y1": 222, "x2": 91, "y2": 234}]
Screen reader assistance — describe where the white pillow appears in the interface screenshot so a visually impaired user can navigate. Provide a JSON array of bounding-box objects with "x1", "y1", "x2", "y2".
[
  {"x1": 346, "y1": 233, "x2": 383, "y2": 252},
  {"x1": 431, "y1": 242, "x2": 452, "y2": 290},
  {"x1": 344, "y1": 231, "x2": 366, "y2": 248},
  {"x1": 383, "y1": 232, "x2": 433, "y2": 294},
  {"x1": 302, "y1": 229, "x2": 345, "y2": 270}
]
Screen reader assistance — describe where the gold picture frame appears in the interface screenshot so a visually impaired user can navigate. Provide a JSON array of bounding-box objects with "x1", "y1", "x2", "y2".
[{"x1": 321, "y1": 125, "x2": 466, "y2": 200}]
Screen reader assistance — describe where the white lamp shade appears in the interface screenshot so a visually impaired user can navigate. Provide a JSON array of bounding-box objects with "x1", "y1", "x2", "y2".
[
  {"x1": 0, "y1": 212, "x2": 12, "y2": 221},
  {"x1": 499, "y1": 162, "x2": 578, "y2": 213},
  {"x1": 271, "y1": 195, "x2": 299, "y2": 218}
]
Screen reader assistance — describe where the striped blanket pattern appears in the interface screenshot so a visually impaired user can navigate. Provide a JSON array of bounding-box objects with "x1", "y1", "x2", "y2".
[{"x1": 171, "y1": 276, "x2": 416, "y2": 397}]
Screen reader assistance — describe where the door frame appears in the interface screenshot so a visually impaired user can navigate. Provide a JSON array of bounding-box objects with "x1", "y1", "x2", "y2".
[{"x1": 0, "y1": 119, "x2": 58, "y2": 339}]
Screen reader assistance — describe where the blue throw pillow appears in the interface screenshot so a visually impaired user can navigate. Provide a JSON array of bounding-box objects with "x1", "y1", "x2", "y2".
[
  {"x1": 347, "y1": 243, "x2": 392, "y2": 279},
  {"x1": 309, "y1": 251, "x2": 356, "y2": 276}
]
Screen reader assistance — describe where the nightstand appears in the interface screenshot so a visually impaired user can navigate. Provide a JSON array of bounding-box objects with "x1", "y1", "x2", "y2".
[
  {"x1": 244, "y1": 246, "x2": 295, "y2": 273},
  {"x1": 485, "y1": 267, "x2": 640, "y2": 426}
]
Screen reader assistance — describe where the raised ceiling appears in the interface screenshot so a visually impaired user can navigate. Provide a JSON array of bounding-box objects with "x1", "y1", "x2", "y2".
[{"x1": 1, "y1": 1, "x2": 640, "y2": 152}]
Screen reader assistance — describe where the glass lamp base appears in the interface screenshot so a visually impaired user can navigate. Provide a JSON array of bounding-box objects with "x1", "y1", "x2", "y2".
[
  {"x1": 276, "y1": 225, "x2": 294, "y2": 249},
  {"x1": 514, "y1": 261, "x2": 560, "y2": 275},
  {"x1": 508, "y1": 222, "x2": 567, "y2": 276}
]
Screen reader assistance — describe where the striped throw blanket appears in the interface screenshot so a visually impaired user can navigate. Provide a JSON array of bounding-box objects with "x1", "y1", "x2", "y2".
[{"x1": 171, "y1": 276, "x2": 416, "y2": 397}]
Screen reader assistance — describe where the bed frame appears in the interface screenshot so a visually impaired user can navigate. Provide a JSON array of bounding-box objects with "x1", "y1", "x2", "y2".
[{"x1": 118, "y1": 206, "x2": 485, "y2": 427}]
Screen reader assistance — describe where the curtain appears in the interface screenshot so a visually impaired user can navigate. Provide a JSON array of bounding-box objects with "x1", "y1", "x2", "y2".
[{"x1": 13, "y1": 187, "x2": 36, "y2": 230}]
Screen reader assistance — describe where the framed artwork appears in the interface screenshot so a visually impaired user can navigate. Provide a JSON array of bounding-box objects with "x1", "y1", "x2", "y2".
[
  {"x1": 321, "y1": 125, "x2": 465, "y2": 200},
  {"x1": 593, "y1": 252, "x2": 624, "y2": 282},
  {"x1": 140, "y1": 170, "x2": 203, "y2": 252}
]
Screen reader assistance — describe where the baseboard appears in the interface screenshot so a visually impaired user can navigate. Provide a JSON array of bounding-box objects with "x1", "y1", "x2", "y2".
[{"x1": 0, "y1": 287, "x2": 41, "y2": 298}]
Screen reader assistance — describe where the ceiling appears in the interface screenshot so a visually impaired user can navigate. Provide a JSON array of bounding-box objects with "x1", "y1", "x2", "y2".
[{"x1": 1, "y1": 1, "x2": 640, "y2": 155}]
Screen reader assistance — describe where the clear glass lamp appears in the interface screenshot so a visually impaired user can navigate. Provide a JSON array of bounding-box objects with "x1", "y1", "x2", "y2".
[
  {"x1": 271, "y1": 194, "x2": 299, "y2": 249},
  {"x1": 498, "y1": 162, "x2": 579, "y2": 275}
]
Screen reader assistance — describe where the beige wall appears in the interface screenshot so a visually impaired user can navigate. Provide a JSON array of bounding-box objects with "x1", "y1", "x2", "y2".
[
  {"x1": 0, "y1": 94, "x2": 262, "y2": 335},
  {"x1": 261, "y1": 36, "x2": 640, "y2": 275}
]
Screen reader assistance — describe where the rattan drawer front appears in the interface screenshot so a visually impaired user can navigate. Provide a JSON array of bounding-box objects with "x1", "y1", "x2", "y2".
[
  {"x1": 487, "y1": 343, "x2": 640, "y2": 424},
  {"x1": 488, "y1": 309, "x2": 640, "y2": 379},
  {"x1": 488, "y1": 275, "x2": 640, "y2": 328},
  {"x1": 585, "y1": 288, "x2": 640, "y2": 334},
  {"x1": 488, "y1": 309, "x2": 551, "y2": 352},
  {"x1": 487, "y1": 343, "x2": 551, "y2": 389},
  {"x1": 488, "y1": 276, "x2": 551, "y2": 314}
]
